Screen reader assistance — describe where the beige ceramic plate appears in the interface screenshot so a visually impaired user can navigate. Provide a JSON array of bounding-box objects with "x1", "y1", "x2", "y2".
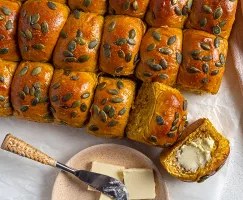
[{"x1": 52, "y1": 144, "x2": 169, "y2": 200}]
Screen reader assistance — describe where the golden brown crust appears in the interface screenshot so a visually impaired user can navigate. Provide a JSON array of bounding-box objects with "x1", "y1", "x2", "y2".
[
  {"x1": 99, "y1": 15, "x2": 146, "y2": 76},
  {"x1": 145, "y1": 0, "x2": 192, "y2": 29},
  {"x1": 186, "y1": 0, "x2": 238, "y2": 39},
  {"x1": 135, "y1": 27, "x2": 183, "y2": 86},
  {"x1": 86, "y1": 76, "x2": 136, "y2": 138},
  {"x1": 160, "y1": 118, "x2": 230, "y2": 183},
  {"x1": 49, "y1": 69, "x2": 97, "y2": 128},
  {"x1": 0, "y1": 59, "x2": 18, "y2": 117},
  {"x1": 53, "y1": 11, "x2": 104, "y2": 72},
  {"x1": 68, "y1": 0, "x2": 107, "y2": 15},
  {"x1": 109, "y1": 0, "x2": 150, "y2": 18},
  {"x1": 18, "y1": 0, "x2": 70, "y2": 62},
  {"x1": 11, "y1": 61, "x2": 54, "y2": 123},
  {"x1": 177, "y1": 29, "x2": 228, "y2": 94},
  {"x1": 0, "y1": 0, "x2": 21, "y2": 61},
  {"x1": 126, "y1": 82, "x2": 188, "y2": 147}
]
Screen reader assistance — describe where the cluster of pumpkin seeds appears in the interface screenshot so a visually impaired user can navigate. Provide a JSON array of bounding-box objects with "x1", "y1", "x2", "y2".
[
  {"x1": 171, "y1": 0, "x2": 193, "y2": 17},
  {"x1": 149, "y1": 99, "x2": 188, "y2": 147},
  {"x1": 88, "y1": 80, "x2": 127, "y2": 132},
  {"x1": 61, "y1": 19, "x2": 99, "y2": 64},
  {"x1": 122, "y1": 0, "x2": 139, "y2": 11},
  {"x1": 0, "y1": 6, "x2": 13, "y2": 55},
  {"x1": 187, "y1": 37, "x2": 225, "y2": 84},
  {"x1": 18, "y1": 65, "x2": 50, "y2": 117},
  {"x1": 0, "y1": 74, "x2": 11, "y2": 108},
  {"x1": 142, "y1": 31, "x2": 182, "y2": 80},
  {"x1": 50, "y1": 71, "x2": 91, "y2": 120}
]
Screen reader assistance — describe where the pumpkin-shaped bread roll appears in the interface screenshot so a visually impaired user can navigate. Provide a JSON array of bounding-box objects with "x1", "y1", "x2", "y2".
[
  {"x1": 109, "y1": 0, "x2": 150, "y2": 18},
  {"x1": 135, "y1": 27, "x2": 182, "y2": 86},
  {"x1": 11, "y1": 61, "x2": 54, "y2": 122},
  {"x1": 0, "y1": 0, "x2": 21, "y2": 61},
  {"x1": 100, "y1": 15, "x2": 146, "y2": 76},
  {"x1": 0, "y1": 59, "x2": 18, "y2": 117},
  {"x1": 86, "y1": 76, "x2": 136, "y2": 138},
  {"x1": 177, "y1": 29, "x2": 228, "y2": 94},
  {"x1": 68, "y1": 0, "x2": 107, "y2": 15},
  {"x1": 18, "y1": 0, "x2": 70, "y2": 62},
  {"x1": 145, "y1": 0, "x2": 193, "y2": 29},
  {"x1": 49, "y1": 69, "x2": 97, "y2": 128},
  {"x1": 160, "y1": 118, "x2": 230, "y2": 183},
  {"x1": 126, "y1": 82, "x2": 188, "y2": 148},
  {"x1": 53, "y1": 11, "x2": 104, "y2": 72},
  {"x1": 186, "y1": 0, "x2": 238, "y2": 39}
]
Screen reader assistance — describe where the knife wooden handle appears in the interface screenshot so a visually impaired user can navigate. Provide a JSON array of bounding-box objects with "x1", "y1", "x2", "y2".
[{"x1": 1, "y1": 134, "x2": 57, "y2": 167}]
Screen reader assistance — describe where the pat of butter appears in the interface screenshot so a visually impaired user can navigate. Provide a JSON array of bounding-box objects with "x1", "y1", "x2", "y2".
[
  {"x1": 176, "y1": 137, "x2": 214, "y2": 172},
  {"x1": 123, "y1": 168, "x2": 156, "y2": 200},
  {"x1": 88, "y1": 161, "x2": 125, "y2": 200}
]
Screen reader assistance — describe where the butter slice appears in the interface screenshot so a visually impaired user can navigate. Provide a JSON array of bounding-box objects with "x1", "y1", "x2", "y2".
[
  {"x1": 123, "y1": 168, "x2": 156, "y2": 200},
  {"x1": 88, "y1": 161, "x2": 125, "y2": 200}
]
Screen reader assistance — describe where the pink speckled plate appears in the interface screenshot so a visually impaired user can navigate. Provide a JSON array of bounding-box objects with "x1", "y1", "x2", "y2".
[{"x1": 52, "y1": 144, "x2": 169, "y2": 200}]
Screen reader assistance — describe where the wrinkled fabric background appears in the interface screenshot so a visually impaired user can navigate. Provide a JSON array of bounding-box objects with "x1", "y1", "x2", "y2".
[{"x1": 0, "y1": 2, "x2": 243, "y2": 200}]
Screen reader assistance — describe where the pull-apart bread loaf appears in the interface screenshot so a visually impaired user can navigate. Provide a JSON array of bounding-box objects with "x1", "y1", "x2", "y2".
[
  {"x1": 68, "y1": 0, "x2": 107, "y2": 15},
  {"x1": 49, "y1": 69, "x2": 97, "y2": 128},
  {"x1": 0, "y1": 59, "x2": 18, "y2": 117},
  {"x1": 135, "y1": 27, "x2": 183, "y2": 86},
  {"x1": 186, "y1": 0, "x2": 238, "y2": 39},
  {"x1": 177, "y1": 29, "x2": 228, "y2": 94},
  {"x1": 99, "y1": 15, "x2": 146, "y2": 76},
  {"x1": 160, "y1": 118, "x2": 230, "y2": 183},
  {"x1": 11, "y1": 61, "x2": 54, "y2": 123},
  {"x1": 109, "y1": 0, "x2": 150, "y2": 18},
  {"x1": 18, "y1": 0, "x2": 70, "y2": 62},
  {"x1": 0, "y1": 0, "x2": 21, "y2": 61},
  {"x1": 126, "y1": 82, "x2": 188, "y2": 147},
  {"x1": 53, "y1": 11, "x2": 104, "y2": 72},
  {"x1": 86, "y1": 76, "x2": 136, "y2": 138},
  {"x1": 146, "y1": 0, "x2": 193, "y2": 28}
]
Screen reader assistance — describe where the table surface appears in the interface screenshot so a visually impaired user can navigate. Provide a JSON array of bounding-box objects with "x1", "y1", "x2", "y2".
[{"x1": 0, "y1": 52, "x2": 243, "y2": 200}]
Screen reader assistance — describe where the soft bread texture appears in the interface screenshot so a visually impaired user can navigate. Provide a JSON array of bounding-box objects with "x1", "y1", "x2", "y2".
[
  {"x1": 135, "y1": 27, "x2": 183, "y2": 86},
  {"x1": 0, "y1": 59, "x2": 18, "y2": 117},
  {"x1": 126, "y1": 82, "x2": 188, "y2": 147},
  {"x1": 49, "y1": 69, "x2": 97, "y2": 128},
  {"x1": 68, "y1": 0, "x2": 107, "y2": 15},
  {"x1": 109, "y1": 0, "x2": 150, "y2": 18},
  {"x1": 53, "y1": 11, "x2": 104, "y2": 72},
  {"x1": 160, "y1": 118, "x2": 230, "y2": 183},
  {"x1": 11, "y1": 61, "x2": 54, "y2": 123},
  {"x1": 18, "y1": 0, "x2": 70, "y2": 62},
  {"x1": 86, "y1": 76, "x2": 136, "y2": 138},
  {"x1": 177, "y1": 29, "x2": 228, "y2": 94},
  {"x1": 186, "y1": 0, "x2": 238, "y2": 40},
  {"x1": 145, "y1": 0, "x2": 191, "y2": 29},
  {"x1": 99, "y1": 15, "x2": 146, "y2": 76},
  {"x1": 0, "y1": 0, "x2": 21, "y2": 61}
]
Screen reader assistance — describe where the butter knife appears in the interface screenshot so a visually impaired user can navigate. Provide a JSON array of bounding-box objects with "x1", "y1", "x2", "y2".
[{"x1": 1, "y1": 134, "x2": 129, "y2": 200}]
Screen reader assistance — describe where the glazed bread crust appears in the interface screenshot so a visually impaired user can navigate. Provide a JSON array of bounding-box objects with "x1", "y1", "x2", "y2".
[
  {"x1": 0, "y1": 0, "x2": 21, "y2": 61},
  {"x1": 86, "y1": 76, "x2": 136, "y2": 138},
  {"x1": 49, "y1": 69, "x2": 97, "y2": 128},
  {"x1": 18, "y1": 0, "x2": 70, "y2": 62},
  {"x1": 145, "y1": 0, "x2": 192, "y2": 29},
  {"x1": 53, "y1": 11, "x2": 104, "y2": 72},
  {"x1": 99, "y1": 15, "x2": 146, "y2": 76},
  {"x1": 0, "y1": 59, "x2": 18, "y2": 117},
  {"x1": 126, "y1": 82, "x2": 188, "y2": 147},
  {"x1": 177, "y1": 29, "x2": 228, "y2": 94},
  {"x1": 186, "y1": 0, "x2": 238, "y2": 39},
  {"x1": 68, "y1": 0, "x2": 107, "y2": 15},
  {"x1": 160, "y1": 118, "x2": 230, "y2": 183},
  {"x1": 135, "y1": 27, "x2": 183, "y2": 86},
  {"x1": 11, "y1": 61, "x2": 54, "y2": 123},
  {"x1": 109, "y1": 0, "x2": 150, "y2": 18}
]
